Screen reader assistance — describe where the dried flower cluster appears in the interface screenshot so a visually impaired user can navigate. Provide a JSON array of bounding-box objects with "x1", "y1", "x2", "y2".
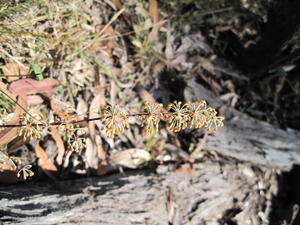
[
  {"x1": 17, "y1": 165, "x2": 34, "y2": 180},
  {"x1": 1, "y1": 100, "x2": 224, "y2": 144},
  {"x1": 18, "y1": 113, "x2": 43, "y2": 141},
  {"x1": 0, "y1": 100, "x2": 224, "y2": 180},
  {"x1": 140, "y1": 102, "x2": 163, "y2": 135},
  {"x1": 185, "y1": 100, "x2": 224, "y2": 132},
  {"x1": 101, "y1": 105, "x2": 130, "y2": 139},
  {"x1": 12, "y1": 100, "x2": 224, "y2": 141},
  {"x1": 0, "y1": 151, "x2": 34, "y2": 180},
  {"x1": 101, "y1": 100, "x2": 224, "y2": 138},
  {"x1": 166, "y1": 101, "x2": 190, "y2": 132},
  {"x1": 58, "y1": 115, "x2": 86, "y2": 152}
]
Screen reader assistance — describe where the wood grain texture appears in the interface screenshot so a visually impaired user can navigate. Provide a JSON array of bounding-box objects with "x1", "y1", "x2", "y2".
[
  {"x1": 186, "y1": 79, "x2": 300, "y2": 171},
  {"x1": 0, "y1": 162, "x2": 276, "y2": 225}
]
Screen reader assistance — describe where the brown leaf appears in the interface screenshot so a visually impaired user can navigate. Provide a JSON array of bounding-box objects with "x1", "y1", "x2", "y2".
[
  {"x1": 149, "y1": 0, "x2": 160, "y2": 24},
  {"x1": 35, "y1": 145, "x2": 57, "y2": 172},
  {"x1": 153, "y1": 62, "x2": 166, "y2": 74},
  {"x1": 0, "y1": 81, "x2": 17, "y2": 101},
  {"x1": 9, "y1": 78, "x2": 59, "y2": 96},
  {"x1": 216, "y1": 26, "x2": 232, "y2": 32},
  {"x1": 89, "y1": 87, "x2": 105, "y2": 137},
  {"x1": 50, "y1": 98, "x2": 87, "y2": 127},
  {"x1": 190, "y1": 131, "x2": 208, "y2": 162},
  {"x1": 95, "y1": 134, "x2": 106, "y2": 162},
  {"x1": 135, "y1": 85, "x2": 168, "y2": 114},
  {"x1": 111, "y1": 0, "x2": 132, "y2": 26},
  {"x1": 112, "y1": 0, "x2": 122, "y2": 10},
  {"x1": 110, "y1": 149, "x2": 151, "y2": 169},
  {"x1": 2, "y1": 63, "x2": 30, "y2": 82},
  {"x1": 135, "y1": 86, "x2": 157, "y2": 105},
  {"x1": 26, "y1": 95, "x2": 43, "y2": 106},
  {"x1": 97, "y1": 144, "x2": 106, "y2": 161},
  {"x1": 174, "y1": 166, "x2": 196, "y2": 174},
  {"x1": 85, "y1": 137, "x2": 98, "y2": 169},
  {"x1": 50, "y1": 98, "x2": 69, "y2": 119},
  {"x1": 96, "y1": 161, "x2": 109, "y2": 176},
  {"x1": 90, "y1": 26, "x2": 115, "y2": 56},
  {"x1": 51, "y1": 126, "x2": 65, "y2": 166},
  {"x1": 0, "y1": 94, "x2": 27, "y2": 148},
  {"x1": 148, "y1": 0, "x2": 162, "y2": 44}
]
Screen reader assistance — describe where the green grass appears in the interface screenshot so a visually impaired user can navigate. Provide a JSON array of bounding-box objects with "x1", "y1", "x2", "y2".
[
  {"x1": 0, "y1": 93, "x2": 14, "y2": 113},
  {"x1": 0, "y1": 0, "x2": 43, "y2": 19}
]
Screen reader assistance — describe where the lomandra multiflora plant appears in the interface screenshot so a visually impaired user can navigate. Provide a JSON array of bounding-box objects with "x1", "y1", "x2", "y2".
[{"x1": 0, "y1": 100, "x2": 224, "y2": 179}]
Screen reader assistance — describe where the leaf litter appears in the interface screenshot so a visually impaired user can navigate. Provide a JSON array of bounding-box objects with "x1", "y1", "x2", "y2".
[{"x1": 0, "y1": 1, "x2": 293, "y2": 223}]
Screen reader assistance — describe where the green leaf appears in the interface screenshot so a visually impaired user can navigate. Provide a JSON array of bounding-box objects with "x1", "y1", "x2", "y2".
[{"x1": 28, "y1": 60, "x2": 44, "y2": 80}]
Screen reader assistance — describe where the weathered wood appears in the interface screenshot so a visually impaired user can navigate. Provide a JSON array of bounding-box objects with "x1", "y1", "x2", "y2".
[
  {"x1": 186, "y1": 80, "x2": 300, "y2": 171},
  {"x1": 0, "y1": 161, "x2": 276, "y2": 225}
]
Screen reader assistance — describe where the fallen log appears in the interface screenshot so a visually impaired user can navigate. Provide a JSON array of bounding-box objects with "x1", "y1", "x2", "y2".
[
  {"x1": 186, "y1": 79, "x2": 300, "y2": 171},
  {"x1": 0, "y1": 161, "x2": 277, "y2": 225}
]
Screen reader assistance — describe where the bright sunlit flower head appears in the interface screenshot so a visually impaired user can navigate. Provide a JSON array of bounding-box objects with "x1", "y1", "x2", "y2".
[
  {"x1": 18, "y1": 114, "x2": 43, "y2": 141},
  {"x1": 140, "y1": 102, "x2": 163, "y2": 135},
  {"x1": 166, "y1": 101, "x2": 190, "y2": 132},
  {"x1": 17, "y1": 165, "x2": 34, "y2": 180},
  {"x1": 101, "y1": 104, "x2": 129, "y2": 139},
  {"x1": 205, "y1": 107, "x2": 225, "y2": 132},
  {"x1": 186, "y1": 100, "x2": 209, "y2": 128}
]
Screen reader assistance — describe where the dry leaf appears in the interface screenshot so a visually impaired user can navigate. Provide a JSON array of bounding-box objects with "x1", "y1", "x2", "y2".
[
  {"x1": 111, "y1": 0, "x2": 132, "y2": 26},
  {"x1": 149, "y1": 0, "x2": 160, "y2": 24},
  {"x1": 2, "y1": 63, "x2": 30, "y2": 82},
  {"x1": 0, "y1": 94, "x2": 27, "y2": 148},
  {"x1": 216, "y1": 26, "x2": 232, "y2": 32},
  {"x1": 50, "y1": 98, "x2": 87, "y2": 127},
  {"x1": 89, "y1": 87, "x2": 105, "y2": 137},
  {"x1": 190, "y1": 131, "x2": 208, "y2": 161},
  {"x1": 85, "y1": 137, "x2": 98, "y2": 169},
  {"x1": 112, "y1": 0, "x2": 122, "y2": 10},
  {"x1": 76, "y1": 97, "x2": 88, "y2": 117},
  {"x1": 96, "y1": 134, "x2": 106, "y2": 163},
  {"x1": 135, "y1": 86, "x2": 168, "y2": 114},
  {"x1": 26, "y1": 95, "x2": 43, "y2": 106},
  {"x1": 35, "y1": 145, "x2": 57, "y2": 172},
  {"x1": 153, "y1": 62, "x2": 166, "y2": 74},
  {"x1": 0, "y1": 81, "x2": 17, "y2": 101},
  {"x1": 110, "y1": 81, "x2": 117, "y2": 105},
  {"x1": 97, "y1": 144, "x2": 106, "y2": 161},
  {"x1": 9, "y1": 78, "x2": 59, "y2": 96},
  {"x1": 135, "y1": 85, "x2": 158, "y2": 105},
  {"x1": 220, "y1": 92, "x2": 240, "y2": 107},
  {"x1": 51, "y1": 126, "x2": 65, "y2": 165},
  {"x1": 50, "y1": 98, "x2": 69, "y2": 119},
  {"x1": 96, "y1": 161, "x2": 109, "y2": 176},
  {"x1": 110, "y1": 149, "x2": 151, "y2": 169},
  {"x1": 90, "y1": 26, "x2": 115, "y2": 56},
  {"x1": 175, "y1": 166, "x2": 196, "y2": 174}
]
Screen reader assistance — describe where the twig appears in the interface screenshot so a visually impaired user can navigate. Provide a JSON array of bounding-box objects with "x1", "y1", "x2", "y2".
[
  {"x1": 190, "y1": 130, "x2": 209, "y2": 161},
  {"x1": 0, "y1": 112, "x2": 172, "y2": 128}
]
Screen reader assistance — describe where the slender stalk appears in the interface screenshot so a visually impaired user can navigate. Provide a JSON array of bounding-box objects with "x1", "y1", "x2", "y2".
[{"x1": 0, "y1": 112, "x2": 174, "y2": 128}]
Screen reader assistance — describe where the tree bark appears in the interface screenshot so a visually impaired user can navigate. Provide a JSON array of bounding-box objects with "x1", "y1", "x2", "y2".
[
  {"x1": 186, "y1": 80, "x2": 300, "y2": 171},
  {"x1": 0, "y1": 161, "x2": 277, "y2": 225}
]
